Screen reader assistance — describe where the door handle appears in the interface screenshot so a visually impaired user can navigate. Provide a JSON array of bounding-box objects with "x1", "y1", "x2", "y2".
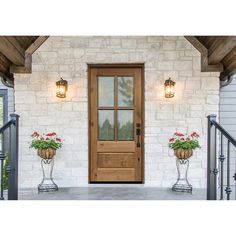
[{"x1": 136, "y1": 123, "x2": 141, "y2": 147}]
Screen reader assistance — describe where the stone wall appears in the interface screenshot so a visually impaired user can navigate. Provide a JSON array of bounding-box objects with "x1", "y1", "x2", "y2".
[{"x1": 14, "y1": 36, "x2": 220, "y2": 188}]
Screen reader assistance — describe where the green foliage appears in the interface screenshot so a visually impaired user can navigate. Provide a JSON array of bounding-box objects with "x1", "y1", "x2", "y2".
[
  {"x1": 30, "y1": 139, "x2": 62, "y2": 150},
  {"x1": 169, "y1": 139, "x2": 200, "y2": 150},
  {"x1": 3, "y1": 153, "x2": 8, "y2": 190},
  {"x1": 168, "y1": 132, "x2": 201, "y2": 150},
  {"x1": 30, "y1": 132, "x2": 62, "y2": 150}
]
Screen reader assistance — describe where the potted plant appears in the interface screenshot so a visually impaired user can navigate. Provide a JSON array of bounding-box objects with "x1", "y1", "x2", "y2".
[
  {"x1": 30, "y1": 131, "x2": 62, "y2": 192},
  {"x1": 30, "y1": 131, "x2": 62, "y2": 159},
  {"x1": 168, "y1": 132, "x2": 200, "y2": 159},
  {"x1": 169, "y1": 132, "x2": 200, "y2": 193}
]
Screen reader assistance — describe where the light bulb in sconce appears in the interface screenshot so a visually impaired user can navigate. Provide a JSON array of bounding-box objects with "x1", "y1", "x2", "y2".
[
  {"x1": 56, "y1": 78, "x2": 68, "y2": 98},
  {"x1": 164, "y1": 77, "x2": 175, "y2": 98}
]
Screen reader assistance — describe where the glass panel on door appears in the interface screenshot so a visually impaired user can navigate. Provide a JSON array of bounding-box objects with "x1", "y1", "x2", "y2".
[
  {"x1": 118, "y1": 76, "x2": 134, "y2": 107},
  {"x1": 118, "y1": 110, "x2": 134, "y2": 141},
  {"x1": 98, "y1": 110, "x2": 114, "y2": 141},
  {"x1": 98, "y1": 76, "x2": 114, "y2": 107}
]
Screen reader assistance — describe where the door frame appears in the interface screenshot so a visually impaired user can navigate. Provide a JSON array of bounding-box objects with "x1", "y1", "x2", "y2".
[{"x1": 88, "y1": 63, "x2": 145, "y2": 183}]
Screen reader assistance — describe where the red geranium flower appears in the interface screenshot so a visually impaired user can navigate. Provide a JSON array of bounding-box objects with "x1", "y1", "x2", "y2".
[
  {"x1": 180, "y1": 138, "x2": 185, "y2": 140},
  {"x1": 174, "y1": 132, "x2": 184, "y2": 137},
  {"x1": 169, "y1": 138, "x2": 175, "y2": 142},
  {"x1": 191, "y1": 131, "x2": 199, "y2": 138},
  {"x1": 33, "y1": 131, "x2": 40, "y2": 137},
  {"x1": 40, "y1": 137, "x2": 44, "y2": 141},
  {"x1": 56, "y1": 138, "x2": 61, "y2": 142}
]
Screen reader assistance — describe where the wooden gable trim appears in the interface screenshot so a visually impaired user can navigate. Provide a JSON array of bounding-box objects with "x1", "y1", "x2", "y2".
[
  {"x1": 208, "y1": 37, "x2": 236, "y2": 64},
  {"x1": 25, "y1": 36, "x2": 49, "y2": 54},
  {"x1": 10, "y1": 36, "x2": 49, "y2": 74},
  {"x1": 185, "y1": 36, "x2": 223, "y2": 72},
  {"x1": 0, "y1": 37, "x2": 25, "y2": 66}
]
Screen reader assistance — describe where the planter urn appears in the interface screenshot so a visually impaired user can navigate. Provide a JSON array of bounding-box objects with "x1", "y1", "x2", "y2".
[
  {"x1": 37, "y1": 148, "x2": 56, "y2": 159},
  {"x1": 174, "y1": 148, "x2": 193, "y2": 159},
  {"x1": 172, "y1": 148, "x2": 193, "y2": 193},
  {"x1": 37, "y1": 148, "x2": 58, "y2": 192}
]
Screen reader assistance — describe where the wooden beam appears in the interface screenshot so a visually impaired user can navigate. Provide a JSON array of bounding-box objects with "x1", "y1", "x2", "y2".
[
  {"x1": 25, "y1": 36, "x2": 49, "y2": 54},
  {"x1": 10, "y1": 53, "x2": 32, "y2": 74},
  {"x1": 185, "y1": 36, "x2": 223, "y2": 72},
  {"x1": 208, "y1": 37, "x2": 236, "y2": 64},
  {"x1": 0, "y1": 52, "x2": 13, "y2": 80},
  {"x1": 10, "y1": 36, "x2": 48, "y2": 74},
  {"x1": 220, "y1": 46, "x2": 236, "y2": 80},
  {"x1": 0, "y1": 36, "x2": 25, "y2": 66},
  {"x1": 0, "y1": 52, "x2": 11, "y2": 68},
  {"x1": 185, "y1": 36, "x2": 208, "y2": 54}
]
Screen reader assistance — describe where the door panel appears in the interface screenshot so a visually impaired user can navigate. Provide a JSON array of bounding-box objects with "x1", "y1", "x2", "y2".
[
  {"x1": 96, "y1": 168, "x2": 136, "y2": 181},
  {"x1": 97, "y1": 141, "x2": 135, "y2": 152},
  {"x1": 89, "y1": 65, "x2": 144, "y2": 182},
  {"x1": 97, "y1": 153, "x2": 135, "y2": 168}
]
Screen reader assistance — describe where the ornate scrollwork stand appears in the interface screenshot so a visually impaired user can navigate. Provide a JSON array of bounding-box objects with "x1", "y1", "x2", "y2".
[
  {"x1": 172, "y1": 158, "x2": 192, "y2": 193},
  {"x1": 38, "y1": 158, "x2": 58, "y2": 192}
]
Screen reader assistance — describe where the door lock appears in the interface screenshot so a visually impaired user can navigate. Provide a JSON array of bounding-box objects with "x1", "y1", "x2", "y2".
[{"x1": 136, "y1": 123, "x2": 141, "y2": 147}]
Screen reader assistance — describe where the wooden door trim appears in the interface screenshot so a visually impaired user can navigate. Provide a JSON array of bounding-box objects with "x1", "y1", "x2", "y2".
[
  {"x1": 88, "y1": 63, "x2": 145, "y2": 69},
  {"x1": 88, "y1": 63, "x2": 145, "y2": 183}
]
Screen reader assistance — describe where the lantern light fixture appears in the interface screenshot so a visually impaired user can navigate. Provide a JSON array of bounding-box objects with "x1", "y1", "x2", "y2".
[
  {"x1": 164, "y1": 77, "x2": 175, "y2": 98},
  {"x1": 56, "y1": 78, "x2": 68, "y2": 98}
]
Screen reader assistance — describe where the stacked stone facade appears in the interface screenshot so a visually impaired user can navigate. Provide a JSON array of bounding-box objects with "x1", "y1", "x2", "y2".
[{"x1": 14, "y1": 36, "x2": 220, "y2": 188}]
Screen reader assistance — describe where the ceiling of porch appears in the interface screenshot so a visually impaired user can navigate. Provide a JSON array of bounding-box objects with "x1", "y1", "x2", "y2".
[
  {"x1": 0, "y1": 36, "x2": 236, "y2": 84},
  {"x1": 185, "y1": 36, "x2": 236, "y2": 81},
  {"x1": 0, "y1": 36, "x2": 48, "y2": 84}
]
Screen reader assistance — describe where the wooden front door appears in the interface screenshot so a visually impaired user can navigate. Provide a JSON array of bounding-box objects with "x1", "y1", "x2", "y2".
[{"x1": 89, "y1": 65, "x2": 144, "y2": 183}]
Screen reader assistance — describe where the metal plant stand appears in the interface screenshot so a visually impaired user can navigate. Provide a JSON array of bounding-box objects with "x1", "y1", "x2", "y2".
[
  {"x1": 38, "y1": 158, "x2": 58, "y2": 192},
  {"x1": 172, "y1": 158, "x2": 192, "y2": 193}
]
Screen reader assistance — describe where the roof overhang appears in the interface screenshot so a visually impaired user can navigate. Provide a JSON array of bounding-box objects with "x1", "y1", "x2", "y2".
[{"x1": 0, "y1": 36, "x2": 49, "y2": 84}]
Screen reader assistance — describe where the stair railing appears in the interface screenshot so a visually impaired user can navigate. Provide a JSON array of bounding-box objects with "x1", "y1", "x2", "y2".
[
  {"x1": 0, "y1": 114, "x2": 19, "y2": 200},
  {"x1": 207, "y1": 114, "x2": 236, "y2": 200}
]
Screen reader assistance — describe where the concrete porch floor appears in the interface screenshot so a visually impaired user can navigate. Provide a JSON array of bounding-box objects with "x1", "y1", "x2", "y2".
[{"x1": 18, "y1": 187, "x2": 206, "y2": 200}]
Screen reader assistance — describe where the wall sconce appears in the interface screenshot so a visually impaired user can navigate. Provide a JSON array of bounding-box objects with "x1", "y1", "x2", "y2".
[
  {"x1": 164, "y1": 78, "x2": 175, "y2": 98},
  {"x1": 56, "y1": 78, "x2": 68, "y2": 98}
]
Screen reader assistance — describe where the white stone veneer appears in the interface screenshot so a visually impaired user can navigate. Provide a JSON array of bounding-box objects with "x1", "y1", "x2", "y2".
[{"x1": 14, "y1": 36, "x2": 220, "y2": 188}]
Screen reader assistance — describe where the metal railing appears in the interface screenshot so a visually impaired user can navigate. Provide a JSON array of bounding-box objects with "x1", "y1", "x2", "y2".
[
  {"x1": 0, "y1": 114, "x2": 19, "y2": 200},
  {"x1": 207, "y1": 114, "x2": 236, "y2": 200}
]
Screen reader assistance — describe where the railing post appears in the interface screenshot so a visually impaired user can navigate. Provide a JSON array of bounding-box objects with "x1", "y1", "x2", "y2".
[
  {"x1": 219, "y1": 133, "x2": 225, "y2": 200},
  {"x1": 0, "y1": 151, "x2": 5, "y2": 200},
  {"x1": 225, "y1": 140, "x2": 232, "y2": 200},
  {"x1": 207, "y1": 114, "x2": 217, "y2": 200},
  {"x1": 8, "y1": 114, "x2": 19, "y2": 200}
]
